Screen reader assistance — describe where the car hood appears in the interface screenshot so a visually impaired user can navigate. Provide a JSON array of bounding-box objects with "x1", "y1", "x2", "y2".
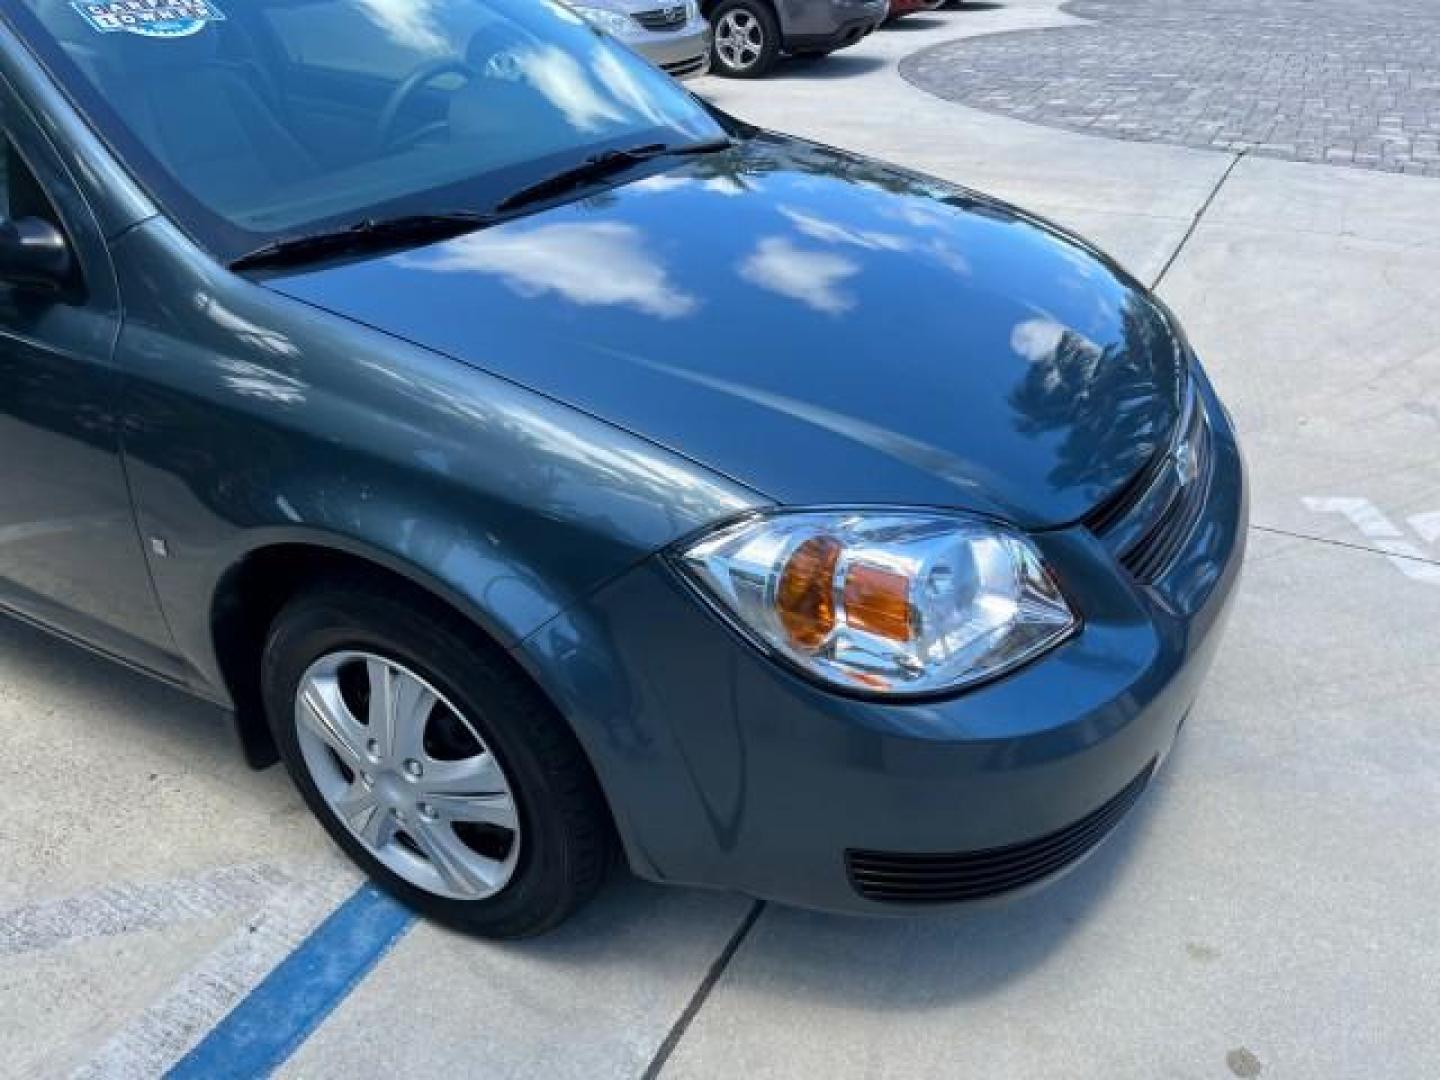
[{"x1": 267, "y1": 134, "x2": 1186, "y2": 528}]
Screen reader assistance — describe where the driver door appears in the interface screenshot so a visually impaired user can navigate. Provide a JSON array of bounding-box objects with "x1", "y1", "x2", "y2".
[{"x1": 0, "y1": 80, "x2": 177, "y2": 673}]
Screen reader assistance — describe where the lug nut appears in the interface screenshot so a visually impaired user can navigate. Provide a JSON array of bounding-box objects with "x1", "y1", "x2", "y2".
[{"x1": 404, "y1": 759, "x2": 423, "y2": 779}]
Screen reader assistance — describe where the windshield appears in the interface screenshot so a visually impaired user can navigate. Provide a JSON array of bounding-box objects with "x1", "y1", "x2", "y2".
[{"x1": 9, "y1": 0, "x2": 724, "y2": 259}]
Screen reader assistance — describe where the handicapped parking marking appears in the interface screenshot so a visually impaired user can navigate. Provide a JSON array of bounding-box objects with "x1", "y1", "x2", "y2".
[
  {"x1": 1302, "y1": 496, "x2": 1440, "y2": 584},
  {"x1": 167, "y1": 884, "x2": 413, "y2": 1079},
  {"x1": 0, "y1": 863, "x2": 414, "y2": 1078}
]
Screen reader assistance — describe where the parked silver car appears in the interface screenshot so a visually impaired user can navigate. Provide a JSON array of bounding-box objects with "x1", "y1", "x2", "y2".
[{"x1": 569, "y1": 0, "x2": 711, "y2": 79}]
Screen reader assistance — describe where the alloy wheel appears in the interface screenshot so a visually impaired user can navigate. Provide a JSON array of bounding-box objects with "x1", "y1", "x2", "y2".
[
  {"x1": 715, "y1": 9, "x2": 764, "y2": 72},
  {"x1": 294, "y1": 650, "x2": 520, "y2": 901}
]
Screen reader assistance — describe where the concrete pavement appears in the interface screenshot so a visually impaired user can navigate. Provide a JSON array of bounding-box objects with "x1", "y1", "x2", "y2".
[{"x1": 3, "y1": 2, "x2": 1437, "y2": 1077}]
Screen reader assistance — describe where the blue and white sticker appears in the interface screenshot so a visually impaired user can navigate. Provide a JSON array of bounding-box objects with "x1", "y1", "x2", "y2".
[{"x1": 72, "y1": 1, "x2": 226, "y2": 39}]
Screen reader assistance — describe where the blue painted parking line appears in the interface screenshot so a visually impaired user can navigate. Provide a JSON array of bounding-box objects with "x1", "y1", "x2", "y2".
[{"x1": 167, "y1": 883, "x2": 415, "y2": 1080}]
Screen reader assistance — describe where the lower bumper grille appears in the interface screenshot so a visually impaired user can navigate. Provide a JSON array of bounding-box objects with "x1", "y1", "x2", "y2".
[
  {"x1": 845, "y1": 761, "x2": 1155, "y2": 904},
  {"x1": 661, "y1": 55, "x2": 708, "y2": 77},
  {"x1": 635, "y1": 7, "x2": 688, "y2": 30}
]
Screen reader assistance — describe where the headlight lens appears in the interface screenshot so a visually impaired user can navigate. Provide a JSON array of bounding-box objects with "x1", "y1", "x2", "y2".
[
  {"x1": 677, "y1": 512, "x2": 1077, "y2": 696},
  {"x1": 570, "y1": 4, "x2": 642, "y2": 36}
]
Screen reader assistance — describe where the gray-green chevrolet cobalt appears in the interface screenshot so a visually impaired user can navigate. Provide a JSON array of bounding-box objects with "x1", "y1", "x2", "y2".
[{"x1": 0, "y1": 0, "x2": 1243, "y2": 936}]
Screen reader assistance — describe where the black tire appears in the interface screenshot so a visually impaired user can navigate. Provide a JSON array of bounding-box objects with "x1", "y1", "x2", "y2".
[
  {"x1": 709, "y1": 0, "x2": 781, "y2": 78},
  {"x1": 262, "y1": 577, "x2": 612, "y2": 938}
]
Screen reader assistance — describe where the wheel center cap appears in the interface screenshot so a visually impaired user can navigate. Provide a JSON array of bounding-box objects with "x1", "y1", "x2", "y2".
[{"x1": 373, "y1": 772, "x2": 412, "y2": 810}]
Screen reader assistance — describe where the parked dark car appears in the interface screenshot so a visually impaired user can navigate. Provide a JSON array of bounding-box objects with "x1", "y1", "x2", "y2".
[
  {"x1": 708, "y1": 0, "x2": 887, "y2": 77},
  {"x1": 0, "y1": 0, "x2": 1244, "y2": 937}
]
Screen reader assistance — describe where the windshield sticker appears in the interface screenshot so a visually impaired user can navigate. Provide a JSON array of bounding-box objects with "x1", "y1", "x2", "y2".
[{"x1": 71, "y1": 1, "x2": 226, "y2": 39}]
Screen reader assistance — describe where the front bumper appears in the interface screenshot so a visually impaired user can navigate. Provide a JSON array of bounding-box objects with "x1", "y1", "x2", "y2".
[
  {"x1": 786, "y1": 17, "x2": 883, "y2": 53},
  {"x1": 519, "y1": 375, "x2": 1247, "y2": 914},
  {"x1": 784, "y1": 0, "x2": 887, "y2": 52},
  {"x1": 627, "y1": 20, "x2": 713, "y2": 79}
]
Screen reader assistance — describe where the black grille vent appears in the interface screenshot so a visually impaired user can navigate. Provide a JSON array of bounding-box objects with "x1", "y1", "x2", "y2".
[
  {"x1": 661, "y1": 56, "x2": 707, "y2": 76},
  {"x1": 1087, "y1": 387, "x2": 1212, "y2": 585},
  {"x1": 845, "y1": 762, "x2": 1154, "y2": 904},
  {"x1": 634, "y1": 5, "x2": 687, "y2": 30},
  {"x1": 1119, "y1": 400, "x2": 1211, "y2": 582},
  {"x1": 1086, "y1": 449, "x2": 1168, "y2": 538}
]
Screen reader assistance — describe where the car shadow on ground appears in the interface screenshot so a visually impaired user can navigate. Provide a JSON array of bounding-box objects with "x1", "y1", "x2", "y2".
[
  {"x1": 771, "y1": 53, "x2": 889, "y2": 80},
  {"x1": 882, "y1": 16, "x2": 950, "y2": 31}
]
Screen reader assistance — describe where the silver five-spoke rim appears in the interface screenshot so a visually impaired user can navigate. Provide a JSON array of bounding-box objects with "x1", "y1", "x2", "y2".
[
  {"x1": 715, "y1": 9, "x2": 763, "y2": 70},
  {"x1": 295, "y1": 651, "x2": 520, "y2": 901}
]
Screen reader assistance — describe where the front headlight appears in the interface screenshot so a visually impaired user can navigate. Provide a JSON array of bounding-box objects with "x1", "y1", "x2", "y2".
[
  {"x1": 676, "y1": 511, "x2": 1077, "y2": 697},
  {"x1": 570, "y1": 4, "x2": 643, "y2": 36}
]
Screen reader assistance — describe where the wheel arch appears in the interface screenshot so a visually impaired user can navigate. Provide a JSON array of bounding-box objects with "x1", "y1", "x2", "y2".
[
  {"x1": 703, "y1": 0, "x2": 783, "y2": 28},
  {"x1": 209, "y1": 534, "x2": 550, "y2": 769}
]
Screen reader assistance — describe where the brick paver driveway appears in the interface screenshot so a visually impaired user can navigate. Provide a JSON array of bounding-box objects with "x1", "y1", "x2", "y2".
[{"x1": 901, "y1": 0, "x2": 1440, "y2": 175}]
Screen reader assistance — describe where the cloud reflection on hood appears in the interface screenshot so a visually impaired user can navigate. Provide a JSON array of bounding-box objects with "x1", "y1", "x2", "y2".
[
  {"x1": 739, "y1": 236, "x2": 859, "y2": 316},
  {"x1": 779, "y1": 206, "x2": 912, "y2": 252},
  {"x1": 779, "y1": 204, "x2": 970, "y2": 276},
  {"x1": 1010, "y1": 317, "x2": 1068, "y2": 364},
  {"x1": 401, "y1": 220, "x2": 699, "y2": 318},
  {"x1": 1010, "y1": 316, "x2": 1106, "y2": 394}
]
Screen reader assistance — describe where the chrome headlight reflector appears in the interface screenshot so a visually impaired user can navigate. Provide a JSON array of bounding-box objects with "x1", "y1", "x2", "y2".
[{"x1": 677, "y1": 512, "x2": 1077, "y2": 697}]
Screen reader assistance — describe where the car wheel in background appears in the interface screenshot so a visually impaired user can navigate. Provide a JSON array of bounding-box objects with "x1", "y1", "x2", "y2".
[
  {"x1": 262, "y1": 578, "x2": 612, "y2": 938},
  {"x1": 710, "y1": 0, "x2": 781, "y2": 78}
]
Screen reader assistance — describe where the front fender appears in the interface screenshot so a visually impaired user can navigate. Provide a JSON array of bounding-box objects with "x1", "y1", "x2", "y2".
[{"x1": 111, "y1": 218, "x2": 765, "y2": 701}]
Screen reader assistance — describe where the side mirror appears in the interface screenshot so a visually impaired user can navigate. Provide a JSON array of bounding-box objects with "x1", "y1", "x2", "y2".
[{"x1": 0, "y1": 217, "x2": 72, "y2": 292}]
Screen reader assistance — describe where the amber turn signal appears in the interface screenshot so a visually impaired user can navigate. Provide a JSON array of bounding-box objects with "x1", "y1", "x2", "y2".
[
  {"x1": 776, "y1": 535, "x2": 841, "y2": 649},
  {"x1": 843, "y1": 563, "x2": 914, "y2": 643}
]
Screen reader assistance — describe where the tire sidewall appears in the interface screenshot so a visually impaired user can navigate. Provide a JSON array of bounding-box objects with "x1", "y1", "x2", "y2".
[{"x1": 710, "y1": 0, "x2": 781, "y2": 78}]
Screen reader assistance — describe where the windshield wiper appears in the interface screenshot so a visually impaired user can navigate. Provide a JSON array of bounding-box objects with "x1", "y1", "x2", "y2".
[
  {"x1": 494, "y1": 138, "x2": 734, "y2": 214},
  {"x1": 230, "y1": 211, "x2": 496, "y2": 273}
]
